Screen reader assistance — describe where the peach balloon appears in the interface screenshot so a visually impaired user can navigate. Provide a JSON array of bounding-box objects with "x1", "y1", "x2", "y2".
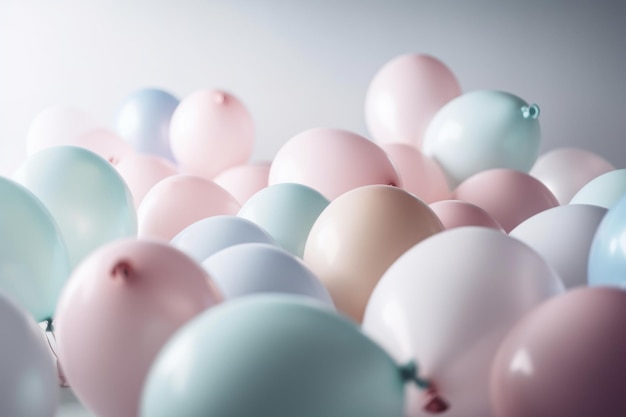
[
  {"x1": 115, "y1": 154, "x2": 178, "y2": 208},
  {"x1": 74, "y1": 128, "x2": 135, "y2": 165},
  {"x1": 429, "y1": 200, "x2": 504, "y2": 231},
  {"x1": 213, "y1": 161, "x2": 271, "y2": 205}
]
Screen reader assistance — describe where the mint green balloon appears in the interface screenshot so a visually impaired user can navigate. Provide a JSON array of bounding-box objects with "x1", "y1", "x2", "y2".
[
  {"x1": 570, "y1": 169, "x2": 626, "y2": 209},
  {"x1": 14, "y1": 146, "x2": 137, "y2": 267},
  {"x1": 0, "y1": 177, "x2": 71, "y2": 322},
  {"x1": 142, "y1": 295, "x2": 406, "y2": 417}
]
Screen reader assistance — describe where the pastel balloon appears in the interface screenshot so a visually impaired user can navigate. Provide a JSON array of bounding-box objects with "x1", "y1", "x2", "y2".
[
  {"x1": 171, "y1": 215, "x2": 275, "y2": 263},
  {"x1": 422, "y1": 90, "x2": 542, "y2": 187},
  {"x1": 213, "y1": 161, "x2": 270, "y2": 205},
  {"x1": 453, "y1": 169, "x2": 559, "y2": 233},
  {"x1": 570, "y1": 168, "x2": 626, "y2": 209},
  {"x1": 0, "y1": 292, "x2": 58, "y2": 417},
  {"x1": 381, "y1": 143, "x2": 450, "y2": 203},
  {"x1": 114, "y1": 88, "x2": 179, "y2": 162},
  {"x1": 530, "y1": 147, "x2": 614, "y2": 204},
  {"x1": 115, "y1": 153, "x2": 178, "y2": 208},
  {"x1": 491, "y1": 287, "x2": 626, "y2": 417},
  {"x1": 169, "y1": 89, "x2": 254, "y2": 179},
  {"x1": 55, "y1": 239, "x2": 222, "y2": 417},
  {"x1": 269, "y1": 128, "x2": 401, "y2": 200},
  {"x1": 363, "y1": 227, "x2": 564, "y2": 417},
  {"x1": 429, "y1": 199, "x2": 503, "y2": 231},
  {"x1": 365, "y1": 54, "x2": 461, "y2": 148},
  {"x1": 141, "y1": 295, "x2": 406, "y2": 417},
  {"x1": 238, "y1": 183, "x2": 330, "y2": 258},
  {"x1": 510, "y1": 204, "x2": 607, "y2": 289},
  {"x1": 588, "y1": 192, "x2": 626, "y2": 287},
  {"x1": 303, "y1": 185, "x2": 443, "y2": 322},
  {"x1": 14, "y1": 146, "x2": 137, "y2": 267},
  {"x1": 73, "y1": 128, "x2": 136, "y2": 165}
]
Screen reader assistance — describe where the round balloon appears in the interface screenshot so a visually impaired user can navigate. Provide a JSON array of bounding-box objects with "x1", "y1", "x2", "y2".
[
  {"x1": 570, "y1": 168, "x2": 626, "y2": 209},
  {"x1": 213, "y1": 161, "x2": 270, "y2": 205},
  {"x1": 429, "y1": 200, "x2": 503, "y2": 231},
  {"x1": 588, "y1": 192, "x2": 626, "y2": 287},
  {"x1": 115, "y1": 153, "x2": 178, "y2": 208}
]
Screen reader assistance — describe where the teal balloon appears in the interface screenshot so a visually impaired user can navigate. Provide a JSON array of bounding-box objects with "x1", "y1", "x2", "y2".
[
  {"x1": 0, "y1": 177, "x2": 70, "y2": 321},
  {"x1": 14, "y1": 146, "x2": 137, "y2": 267},
  {"x1": 238, "y1": 183, "x2": 329, "y2": 257},
  {"x1": 141, "y1": 295, "x2": 406, "y2": 417},
  {"x1": 570, "y1": 169, "x2": 626, "y2": 209},
  {"x1": 588, "y1": 192, "x2": 626, "y2": 287}
]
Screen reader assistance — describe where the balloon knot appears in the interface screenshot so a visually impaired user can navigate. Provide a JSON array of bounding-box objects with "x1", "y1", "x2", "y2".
[
  {"x1": 111, "y1": 260, "x2": 133, "y2": 281},
  {"x1": 521, "y1": 104, "x2": 540, "y2": 119},
  {"x1": 399, "y1": 360, "x2": 430, "y2": 389},
  {"x1": 44, "y1": 317, "x2": 54, "y2": 332},
  {"x1": 214, "y1": 92, "x2": 227, "y2": 104},
  {"x1": 399, "y1": 361, "x2": 449, "y2": 414}
]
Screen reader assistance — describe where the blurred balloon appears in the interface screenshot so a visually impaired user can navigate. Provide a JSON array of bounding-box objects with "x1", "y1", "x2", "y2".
[
  {"x1": 142, "y1": 295, "x2": 407, "y2": 417},
  {"x1": 429, "y1": 200, "x2": 503, "y2": 231},
  {"x1": 73, "y1": 128, "x2": 136, "y2": 165},
  {"x1": 213, "y1": 161, "x2": 270, "y2": 205},
  {"x1": 365, "y1": 54, "x2": 461, "y2": 148},
  {"x1": 570, "y1": 168, "x2": 626, "y2": 209},
  {"x1": 269, "y1": 128, "x2": 401, "y2": 200},
  {"x1": 55, "y1": 239, "x2": 222, "y2": 417},
  {"x1": 453, "y1": 169, "x2": 558, "y2": 233},
  {"x1": 491, "y1": 287, "x2": 626, "y2": 417},
  {"x1": 239, "y1": 183, "x2": 330, "y2": 258},
  {"x1": 422, "y1": 90, "x2": 542, "y2": 188},
  {"x1": 138, "y1": 174, "x2": 240, "y2": 241},
  {"x1": 510, "y1": 204, "x2": 606, "y2": 289},
  {"x1": 114, "y1": 88, "x2": 179, "y2": 162},
  {"x1": 588, "y1": 192, "x2": 626, "y2": 287},
  {"x1": 530, "y1": 147, "x2": 614, "y2": 204},
  {"x1": 381, "y1": 143, "x2": 450, "y2": 203},
  {"x1": 115, "y1": 153, "x2": 178, "y2": 208},
  {"x1": 303, "y1": 185, "x2": 443, "y2": 322},
  {"x1": 169, "y1": 89, "x2": 254, "y2": 179},
  {"x1": 14, "y1": 146, "x2": 137, "y2": 267},
  {"x1": 363, "y1": 227, "x2": 564, "y2": 417},
  {"x1": 0, "y1": 292, "x2": 59, "y2": 417},
  {"x1": 171, "y1": 215, "x2": 275, "y2": 263}
]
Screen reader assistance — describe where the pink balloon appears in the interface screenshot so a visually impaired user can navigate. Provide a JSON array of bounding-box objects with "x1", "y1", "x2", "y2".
[
  {"x1": 365, "y1": 54, "x2": 461, "y2": 149},
  {"x1": 169, "y1": 89, "x2": 254, "y2": 179},
  {"x1": 138, "y1": 174, "x2": 240, "y2": 240},
  {"x1": 74, "y1": 128, "x2": 136, "y2": 165},
  {"x1": 381, "y1": 143, "x2": 450, "y2": 203},
  {"x1": 213, "y1": 161, "x2": 271, "y2": 205},
  {"x1": 429, "y1": 199, "x2": 504, "y2": 231},
  {"x1": 55, "y1": 239, "x2": 222, "y2": 417},
  {"x1": 454, "y1": 169, "x2": 558, "y2": 233},
  {"x1": 269, "y1": 128, "x2": 401, "y2": 200},
  {"x1": 115, "y1": 153, "x2": 178, "y2": 208}
]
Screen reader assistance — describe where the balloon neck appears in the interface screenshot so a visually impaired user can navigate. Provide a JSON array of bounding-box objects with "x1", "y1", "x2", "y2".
[
  {"x1": 44, "y1": 317, "x2": 54, "y2": 332},
  {"x1": 214, "y1": 92, "x2": 227, "y2": 104},
  {"x1": 111, "y1": 260, "x2": 133, "y2": 281},
  {"x1": 521, "y1": 104, "x2": 540, "y2": 119},
  {"x1": 108, "y1": 156, "x2": 120, "y2": 165},
  {"x1": 399, "y1": 361, "x2": 449, "y2": 414}
]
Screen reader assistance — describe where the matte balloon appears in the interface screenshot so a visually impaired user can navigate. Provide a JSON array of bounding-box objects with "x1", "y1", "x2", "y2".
[
  {"x1": 303, "y1": 185, "x2": 444, "y2": 322},
  {"x1": 363, "y1": 227, "x2": 564, "y2": 417},
  {"x1": 422, "y1": 90, "x2": 542, "y2": 187},
  {"x1": 141, "y1": 295, "x2": 407, "y2": 417},
  {"x1": 570, "y1": 168, "x2": 626, "y2": 209},
  {"x1": 491, "y1": 287, "x2": 626, "y2": 417},
  {"x1": 365, "y1": 54, "x2": 461, "y2": 148},
  {"x1": 55, "y1": 239, "x2": 222, "y2": 417},
  {"x1": 73, "y1": 128, "x2": 136, "y2": 165},
  {"x1": 213, "y1": 161, "x2": 270, "y2": 205},
  {"x1": 269, "y1": 128, "x2": 401, "y2": 200},
  {"x1": 115, "y1": 153, "x2": 178, "y2": 208},
  {"x1": 429, "y1": 200, "x2": 503, "y2": 231},
  {"x1": 588, "y1": 192, "x2": 626, "y2": 287},
  {"x1": 238, "y1": 183, "x2": 330, "y2": 257}
]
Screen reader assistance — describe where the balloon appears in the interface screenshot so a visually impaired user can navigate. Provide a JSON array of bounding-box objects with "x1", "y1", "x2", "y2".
[
  {"x1": 530, "y1": 147, "x2": 614, "y2": 204},
  {"x1": 490, "y1": 287, "x2": 626, "y2": 417},
  {"x1": 422, "y1": 90, "x2": 542, "y2": 188},
  {"x1": 141, "y1": 295, "x2": 407, "y2": 417},
  {"x1": 453, "y1": 169, "x2": 559, "y2": 233},
  {"x1": 588, "y1": 192, "x2": 626, "y2": 287},
  {"x1": 169, "y1": 89, "x2": 254, "y2": 179},
  {"x1": 171, "y1": 215, "x2": 275, "y2": 262},
  {"x1": 510, "y1": 204, "x2": 607, "y2": 289},
  {"x1": 115, "y1": 153, "x2": 178, "y2": 208},
  {"x1": 73, "y1": 128, "x2": 136, "y2": 165},
  {"x1": 365, "y1": 54, "x2": 461, "y2": 148},
  {"x1": 114, "y1": 88, "x2": 179, "y2": 162},
  {"x1": 138, "y1": 174, "x2": 240, "y2": 241},
  {"x1": 303, "y1": 185, "x2": 443, "y2": 322},
  {"x1": 213, "y1": 161, "x2": 270, "y2": 205},
  {"x1": 362, "y1": 227, "x2": 564, "y2": 417},
  {"x1": 238, "y1": 183, "x2": 330, "y2": 258},
  {"x1": 429, "y1": 200, "x2": 503, "y2": 231},
  {"x1": 14, "y1": 146, "x2": 137, "y2": 267},
  {"x1": 381, "y1": 143, "x2": 450, "y2": 203},
  {"x1": 55, "y1": 239, "x2": 222, "y2": 417},
  {"x1": 0, "y1": 292, "x2": 58, "y2": 417},
  {"x1": 570, "y1": 168, "x2": 626, "y2": 209},
  {"x1": 269, "y1": 128, "x2": 401, "y2": 200}
]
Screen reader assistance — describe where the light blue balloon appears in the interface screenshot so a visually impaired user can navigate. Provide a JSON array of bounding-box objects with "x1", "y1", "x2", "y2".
[
  {"x1": 202, "y1": 243, "x2": 334, "y2": 308},
  {"x1": 14, "y1": 146, "x2": 137, "y2": 267},
  {"x1": 141, "y1": 295, "x2": 406, "y2": 417},
  {"x1": 238, "y1": 183, "x2": 329, "y2": 258},
  {"x1": 114, "y1": 88, "x2": 179, "y2": 162},
  {"x1": 422, "y1": 90, "x2": 541, "y2": 188},
  {"x1": 570, "y1": 169, "x2": 626, "y2": 209}
]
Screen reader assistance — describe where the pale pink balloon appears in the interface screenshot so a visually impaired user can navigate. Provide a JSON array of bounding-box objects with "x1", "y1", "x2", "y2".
[
  {"x1": 430, "y1": 200, "x2": 504, "y2": 231},
  {"x1": 55, "y1": 239, "x2": 222, "y2": 417},
  {"x1": 382, "y1": 143, "x2": 450, "y2": 203},
  {"x1": 213, "y1": 161, "x2": 271, "y2": 205},
  {"x1": 454, "y1": 169, "x2": 559, "y2": 233},
  {"x1": 365, "y1": 54, "x2": 461, "y2": 149},
  {"x1": 138, "y1": 174, "x2": 240, "y2": 240},
  {"x1": 169, "y1": 89, "x2": 254, "y2": 180},
  {"x1": 74, "y1": 128, "x2": 136, "y2": 165},
  {"x1": 530, "y1": 147, "x2": 615, "y2": 204},
  {"x1": 115, "y1": 153, "x2": 178, "y2": 208},
  {"x1": 269, "y1": 128, "x2": 401, "y2": 200}
]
